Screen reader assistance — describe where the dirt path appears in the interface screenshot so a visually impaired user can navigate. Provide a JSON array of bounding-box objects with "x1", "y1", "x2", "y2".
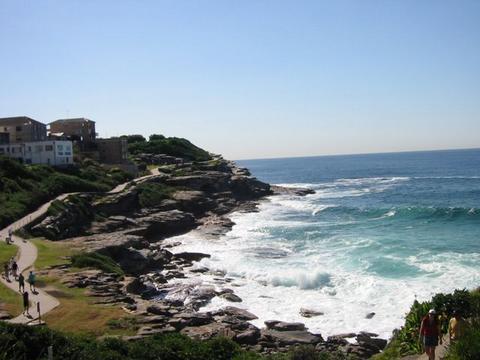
[
  {"x1": 401, "y1": 336, "x2": 450, "y2": 360},
  {"x1": 0, "y1": 167, "x2": 161, "y2": 325}
]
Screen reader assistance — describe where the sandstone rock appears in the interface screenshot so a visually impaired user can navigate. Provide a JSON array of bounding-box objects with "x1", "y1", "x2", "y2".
[
  {"x1": 147, "y1": 304, "x2": 172, "y2": 316},
  {"x1": 218, "y1": 306, "x2": 258, "y2": 321},
  {"x1": 261, "y1": 329, "x2": 323, "y2": 345},
  {"x1": 136, "y1": 210, "x2": 197, "y2": 241},
  {"x1": 180, "y1": 322, "x2": 229, "y2": 341},
  {"x1": 235, "y1": 328, "x2": 261, "y2": 345}
]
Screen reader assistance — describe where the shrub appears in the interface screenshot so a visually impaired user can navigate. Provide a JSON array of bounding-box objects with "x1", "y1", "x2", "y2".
[
  {"x1": 0, "y1": 156, "x2": 132, "y2": 229},
  {"x1": 137, "y1": 182, "x2": 174, "y2": 208},
  {"x1": 0, "y1": 322, "x2": 264, "y2": 360},
  {"x1": 128, "y1": 136, "x2": 211, "y2": 161}
]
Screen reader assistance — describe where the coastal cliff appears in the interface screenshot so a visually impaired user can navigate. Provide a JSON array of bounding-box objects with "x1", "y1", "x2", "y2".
[{"x1": 22, "y1": 153, "x2": 387, "y2": 359}]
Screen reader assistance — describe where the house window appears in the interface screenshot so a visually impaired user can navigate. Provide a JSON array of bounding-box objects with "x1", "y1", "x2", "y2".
[
  {"x1": 45, "y1": 145, "x2": 53, "y2": 151},
  {"x1": 28, "y1": 146, "x2": 32, "y2": 152},
  {"x1": 16, "y1": 126, "x2": 22, "y2": 131},
  {"x1": 0, "y1": 148, "x2": 4, "y2": 154},
  {"x1": 57, "y1": 145, "x2": 64, "y2": 150},
  {"x1": 11, "y1": 148, "x2": 15, "y2": 153}
]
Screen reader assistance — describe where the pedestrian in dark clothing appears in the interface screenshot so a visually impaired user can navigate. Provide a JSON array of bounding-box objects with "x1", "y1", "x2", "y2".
[
  {"x1": 11, "y1": 261, "x2": 18, "y2": 280},
  {"x1": 18, "y1": 273, "x2": 25, "y2": 292},
  {"x1": 22, "y1": 291, "x2": 29, "y2": 315},
  {"x1": 28, "y1": 270, "x2": 36, "y2": 292}
]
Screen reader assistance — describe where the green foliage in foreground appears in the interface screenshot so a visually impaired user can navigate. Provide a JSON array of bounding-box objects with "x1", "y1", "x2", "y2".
[
  {"x1": 375, "y1": 288, "x2": 480, "y2": 359},
  {"x1": 445, "y1": 289, "x2": 480, "y2": 360},
  {"x1": 0, "y1": 157, "x2": 133, "y2": 229},
  {"x1": 127, "y1": 135, "x2": 211, "y2": 161},
  {"x1": 0, "y1": 322, "x2": 257, "y2": 360},
  {"x1": 0, "y1": 322, "x2": 359, "y2": 360},
  {"x1": 71, "y1": 252, "x2": 124, "y2": 276}
]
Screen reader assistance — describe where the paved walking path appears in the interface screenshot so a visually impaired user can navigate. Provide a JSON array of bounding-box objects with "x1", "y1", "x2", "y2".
[{"x1": 0, "y1": 168, "x2": 160, "y2": 325}]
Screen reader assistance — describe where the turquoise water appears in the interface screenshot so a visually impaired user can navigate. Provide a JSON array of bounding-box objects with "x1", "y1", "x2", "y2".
[{"x1": 172, "y1": 149, "x2": 480, "y2": 338}]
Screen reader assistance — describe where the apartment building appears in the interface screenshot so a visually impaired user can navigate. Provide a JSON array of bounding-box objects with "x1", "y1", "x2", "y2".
[
  {"x1": 0, "y1": 116, "x2": 47, "y2": 143},
  {"x1": 0, "y1": 140, "x2": 74, "y2": 166}
]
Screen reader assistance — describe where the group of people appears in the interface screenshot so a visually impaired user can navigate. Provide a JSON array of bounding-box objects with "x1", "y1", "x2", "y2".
[
  {"x1": 419, "y1": 308, "x2": 469, "y2": 360},
  {"x1": 2, "y1": 256, "x2": 37, "y2": 317}
]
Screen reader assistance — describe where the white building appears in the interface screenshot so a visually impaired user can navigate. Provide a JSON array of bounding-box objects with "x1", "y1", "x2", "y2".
[{"x1": 0, "y1": 140, "x2": 73, "y2": 166}]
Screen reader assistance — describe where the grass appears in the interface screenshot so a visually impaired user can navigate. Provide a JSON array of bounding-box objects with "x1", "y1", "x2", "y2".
[
  {"x1": 71, "y1": 252, "x2": 124, "y2": 276},
  {"x1": 32, "y1": 238, "x2": 73, "y2": 269},
  {"x1": 0, "y1": 242, "x2": 22, "y2": 316},
  {"x1": 32, "y1": 238, "x2": 132, "y2": 336},
  {"x1": 41, "y1": 277, "x2": 134, "y2": 336}
]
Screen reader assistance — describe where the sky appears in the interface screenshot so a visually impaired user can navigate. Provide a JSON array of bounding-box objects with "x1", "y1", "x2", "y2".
[{"x1": 0, "y1": 0, "x2": 479, "y2": 160}]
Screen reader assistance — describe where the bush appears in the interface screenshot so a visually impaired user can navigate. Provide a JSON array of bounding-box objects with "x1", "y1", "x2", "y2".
[
  {"x1": 128, "y1": 136, "x2": 211, "y2": 161},
  {"x1": 137, "y1": 182, "x2": 175, "y2": 208},
  {"x1": 71, "y1": 252, "x2": 124, "y2": 276},
  {"x1": 445, "y1": 327, "x2": 480, "y2": 360},
  {"x1": 0, "y1": 156, "x2": 133, "y2": 229},
  {"x1": 378, "y1": 288, "x2": 480, "y2": 359},
  {"x1": 0, "y1": 322, "x2": 263, "y2": 360}
]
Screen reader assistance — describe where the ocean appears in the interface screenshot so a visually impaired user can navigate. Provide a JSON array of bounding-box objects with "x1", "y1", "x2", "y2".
[{"x1": 168, "y1": 148, "x2": 480, "y2": 339}]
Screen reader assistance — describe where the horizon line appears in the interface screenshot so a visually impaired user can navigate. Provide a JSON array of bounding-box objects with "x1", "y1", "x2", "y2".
[{"x1": 234, "y1": 146, "x2": 480, "y2": 162}]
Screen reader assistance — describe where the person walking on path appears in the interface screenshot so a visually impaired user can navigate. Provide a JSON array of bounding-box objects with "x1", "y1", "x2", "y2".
[
  {"x1": 22, "y1": 291, "x2": 30, "y2": 316},
  {"x1": 419, "y1": 309, "x2": 443, "y2": 360},
  {"x1": 18, "y1": 273, "x2": 25, "y2": 292},
  {"x1": 449, "y1": 310, "x2": 468, "y2": 342},
  {"x1": 11, "y1": 260, "x2": 18, "y2": 280},
  {"x1": 28, "y1": 270, "x2": 36, "y2": 293}
]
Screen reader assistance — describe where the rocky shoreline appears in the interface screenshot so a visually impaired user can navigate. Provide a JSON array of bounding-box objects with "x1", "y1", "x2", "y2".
[{"x1": 31, "y1": 157, "x2": 387, "y2": 358}]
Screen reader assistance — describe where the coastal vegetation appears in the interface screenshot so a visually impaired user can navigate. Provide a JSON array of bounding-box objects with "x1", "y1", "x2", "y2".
[
  {"x1": 375, "y1": 288, "x2": 480, "y2": 359},
  {"x1": 71, "y1": 252, "x2": 124, "y2": 277},
  {"x1": 126, "y1": 134, "x2": 212, "y2": 162},
  {"x1": 0, "y1": 322, "x2": 357, "y2": 360},
  {"x1": 0, "y1": 156, "x2": 132, "y2": 229}
]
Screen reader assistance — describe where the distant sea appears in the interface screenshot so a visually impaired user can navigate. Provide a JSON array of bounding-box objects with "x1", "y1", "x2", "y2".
[{"x1": 171, "y1": 149, "x2": 480, "y2": 339}]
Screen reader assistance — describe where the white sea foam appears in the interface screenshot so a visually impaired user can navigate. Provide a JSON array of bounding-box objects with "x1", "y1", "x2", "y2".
[{"x1": 165, "y1": 184, "x2": 480, "y2": 340}]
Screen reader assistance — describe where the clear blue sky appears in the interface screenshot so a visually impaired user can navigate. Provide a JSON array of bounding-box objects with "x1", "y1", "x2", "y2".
[{"x1": 1, "y1": 0, "x2": 479, "y2": 159}]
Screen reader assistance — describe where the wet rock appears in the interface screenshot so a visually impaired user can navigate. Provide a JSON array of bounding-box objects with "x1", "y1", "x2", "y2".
[
  {"x1": 300, "y1": 308, "x2": 324, "y2": 318},
  {"x1": 265, "y1": 321, "x2": 306, "y2": 331},
  {"x1": 174, "y1": 252, "x2": 211, "y2": 262},
  {"x1": 220, "y1": 293, "x2": 242, "y2": 302},
  {"x1": 365, "y1": 312, "x2": 376, "y2": 319},
  {"x1": 356, "y1": 332, "x2": 387, "y2": 351}
]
